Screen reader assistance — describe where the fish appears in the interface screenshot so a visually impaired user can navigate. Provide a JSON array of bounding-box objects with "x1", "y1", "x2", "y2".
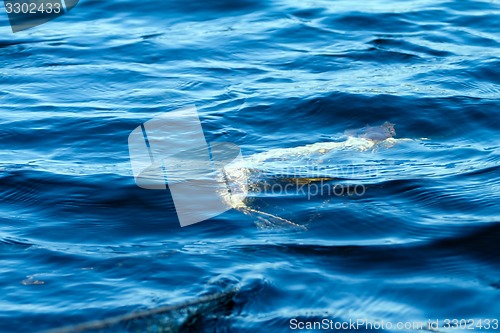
[{"x1": 219, "y1": 122, "x2": 402, "y2": 229}]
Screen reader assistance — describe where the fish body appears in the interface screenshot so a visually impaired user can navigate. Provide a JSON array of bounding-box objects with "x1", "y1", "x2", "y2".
[{"x1": 219, "y1": 122, "x2": 400, "y2": 229}]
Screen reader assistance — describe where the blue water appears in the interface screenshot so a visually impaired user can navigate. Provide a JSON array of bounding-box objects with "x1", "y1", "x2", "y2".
[{"x1": 0, "y1": 0, "x2": 499, "y2": 332}]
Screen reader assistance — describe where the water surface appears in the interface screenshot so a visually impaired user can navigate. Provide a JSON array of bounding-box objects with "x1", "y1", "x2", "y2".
[{"x1": 0, "y1": 0, "x2": 499, "y2": 331}]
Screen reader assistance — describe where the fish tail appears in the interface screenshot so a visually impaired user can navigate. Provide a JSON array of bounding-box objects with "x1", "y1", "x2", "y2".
[{"x1": 242, "y1": 207, "x2": 307, "y2": 230}]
